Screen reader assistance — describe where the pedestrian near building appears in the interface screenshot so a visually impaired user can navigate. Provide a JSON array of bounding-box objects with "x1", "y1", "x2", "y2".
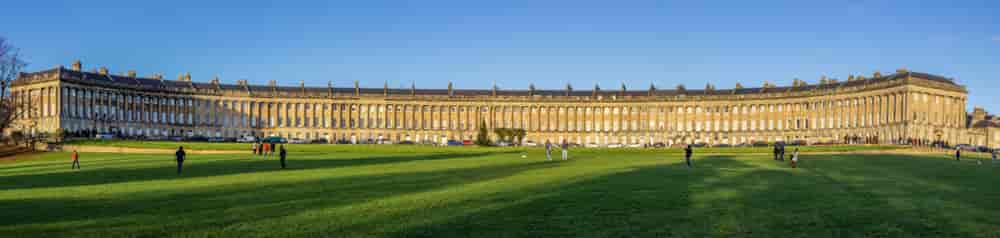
[
  {"x1": 71, "y1": 150, "x2": 80, "y2": 170},
  {"x1": 279, "y1": 145, "x2": 287, "y2": 169},
  {"x1": 773, "y1": 144, "x2": 780, "y2": 161},
  {"x1": 262, "y1": 143, "x2": 270, "y2": 159},
  {"x1": 955, "y1": 148, "x2": 961, "y2": 161},
  {"x1": 175, "y1": 146, "x2": 186, "y2": 174},
  {"x1": 561, "y1": 139, "x2": 569, "y2": 161},
  {"x1": 779, "y1": 144, "x2": 786, "y2": 161},
  {"x1": 270, "y1": 142, "x2": 277, "y2": 158},
  {"x1": 544, "y1": 140, "x2": 552, "y2": 161},
  {"x1": 791, "y1": 148, "x2": 800, "y2": 168},
  {"x1": 992, "y1": 149, "x2": 997, "y2": 165},
  {"x1": 252, "y1": 143, "x2": 258, "y2": 158},
  {"x1": 684, "y1": 145, "x2": 693, "y2": 168}
]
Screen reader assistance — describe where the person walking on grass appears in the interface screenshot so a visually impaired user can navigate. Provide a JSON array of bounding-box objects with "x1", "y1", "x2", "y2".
[
  {"x1": 561, "y1": 139, "x2": 569, "y2": 161},
  {"x1": 71, "y1": 150, "x2": 81, "y2": 170},
  {"x1": 992, "y1": 149, "x2": 997, "y2": 165},
  {"x1": 790, "y1": 148, "x2": 800, "y2": 168},
  {"x1": 773, "y1": 144, "x2": 780, "y2": 161},
  {"x1": 270, "y1": 142, "x2": 276, "y2": 158},
  {"x1": 684, "y1": 145, "x2": 693, "y2": 168},
  {"x1": 175, "y1": 146, "x2": 186, "y2": 174},
  {"x1": 251, "y1": 142, "x2": 258, "y2": 158},
  {"x1": 279, "y1": 145, "x2": 287, "y2": 169},
  {"x1": 262, "y1": 142, "x2": 270, "y2": 160},
  {"x1": 544, "y1": 140, "x2": 553, "y2": 161},
  {"x1": 955, "y1": 148, "x2": 961, "y2": 162},
  {"x1": 779, "y1": 144, "x2": 786, "y2": 161}
]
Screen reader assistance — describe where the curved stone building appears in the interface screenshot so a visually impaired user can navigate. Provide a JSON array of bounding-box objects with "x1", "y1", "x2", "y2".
[{"x1": 10, "y1": 60, "x2": 987, "y2": 147}]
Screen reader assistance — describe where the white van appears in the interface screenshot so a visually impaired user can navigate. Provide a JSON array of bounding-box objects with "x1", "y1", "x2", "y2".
[{"x1": 237, "y1": 135, "x2": 257, "y2": 143}]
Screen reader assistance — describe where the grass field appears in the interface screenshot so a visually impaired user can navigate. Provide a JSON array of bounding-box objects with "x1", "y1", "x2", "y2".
[{"x1": 2, "y1": 144, "x2": 999, "y2": 237}]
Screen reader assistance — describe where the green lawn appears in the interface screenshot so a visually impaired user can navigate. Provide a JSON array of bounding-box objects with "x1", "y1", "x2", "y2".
[{"x1": 1, "y1": 145, "x2": 998, "y2": 237}]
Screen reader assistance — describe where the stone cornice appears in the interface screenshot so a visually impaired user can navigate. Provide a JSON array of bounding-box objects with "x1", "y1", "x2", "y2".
[{"x1": 14, "y1": 66, "x2": 968, "y2": 103}]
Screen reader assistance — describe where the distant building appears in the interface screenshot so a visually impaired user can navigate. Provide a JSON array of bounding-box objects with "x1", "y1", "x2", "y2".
[
  {"x1": 9, "y1": 60, "x2": 993, "y2": 148},
  {"x1": 964, "y1": 107, "x2": 1000, "y2": 149}
]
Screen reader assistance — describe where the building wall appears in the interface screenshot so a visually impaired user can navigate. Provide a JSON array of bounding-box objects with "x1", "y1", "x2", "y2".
[{"x1": 10, "y1": 67, "x2": 982, "y2": 146}]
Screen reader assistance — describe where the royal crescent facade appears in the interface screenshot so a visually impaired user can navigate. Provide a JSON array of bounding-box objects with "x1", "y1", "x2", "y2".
[{"x1": 10, "y1": 60, "x2": 998, "y2": 148}]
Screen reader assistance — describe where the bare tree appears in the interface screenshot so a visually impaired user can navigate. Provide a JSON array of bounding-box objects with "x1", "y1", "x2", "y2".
[{"x1": 0, "y1": 37, "x2": 29, "y2": 137}]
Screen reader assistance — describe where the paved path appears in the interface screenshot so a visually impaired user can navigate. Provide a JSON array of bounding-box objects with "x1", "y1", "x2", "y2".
[{"x1": 58, "y1": 145, "x2": 244, "y2": 155}]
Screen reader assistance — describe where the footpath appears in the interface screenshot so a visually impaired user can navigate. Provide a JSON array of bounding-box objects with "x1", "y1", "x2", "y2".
[{"x1": 58, "y1": 145, "x2": 244, "y2": 155}]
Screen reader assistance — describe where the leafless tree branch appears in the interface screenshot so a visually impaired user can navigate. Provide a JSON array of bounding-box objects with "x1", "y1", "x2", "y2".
[{"x1": 0, "y1": 36, "x2": 29, "y2": 135}]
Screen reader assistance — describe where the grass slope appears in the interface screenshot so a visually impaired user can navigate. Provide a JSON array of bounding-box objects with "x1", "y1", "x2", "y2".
[{"x1": 1, "y1": 145, "x2": 998, "y2": 237}]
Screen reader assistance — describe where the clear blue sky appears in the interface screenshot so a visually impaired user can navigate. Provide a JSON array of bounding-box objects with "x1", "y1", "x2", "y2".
[{"x1": 3, "y1": 0, "x2": 998, "y2": 112}]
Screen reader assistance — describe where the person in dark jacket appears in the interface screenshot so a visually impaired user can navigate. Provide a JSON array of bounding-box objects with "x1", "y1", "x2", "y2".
[
  {"x1": 955, "y1": 148, "x2": 961, "y2": 161},
  {"x1": 176, "y1": 146, "x2": 186, "y2": 174},
  {"x1": 279, "y1": 145, "x2": 287, "y2": 169},
  {"x1": 779, "y1": 144, "x2": 786, "y2": 161},
  {"x1": 270, "y1": 142, "x2": 277, "y2": 158},
  {"x1": 773, "y1": 145, "x2": 780, "y2": 161},
  {"x1": 684, "y1": 145, "x2": 693, "y2": 168}
]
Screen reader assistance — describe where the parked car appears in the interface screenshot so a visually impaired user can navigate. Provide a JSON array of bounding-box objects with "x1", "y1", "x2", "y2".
[
  {"x1": 208, "y1": 137, "x2": 227, "y2": 142},
  {"x1": 186, "y1": 135, "x2": 209, "y2": 142},
  {"x1": 237, "y1": 135, "x2": 257, "y2": 143},
  {"x1": 713, "y1": 144, "x2": 732, "y2": 148},
  {"x1": 691, "y1": 143, "x2": 707, "y2": 148},
  {"x1": 956, "y1": 144, "x2": 976, "y2": 152},
  {"x1": 94, "y1": 133, "x2": 115, "y2": 140},
  {"x1": 523, "y1": 141, "x2": 538, "y2": 147},
  {"x1": 606, "y1": 144, "x2": 623, "y2": 148},
  {"x1": 751, "y1": 141, "x2": 769, "y2": 147},
  {"x1": 652, "y1": 142, "x2": 666, "y2": 148},
  {"x1": 627, "y1": 144, "x2": 643, "y2": 148},
  {"x1": 447, "y1": 140, "x2": 463, "y2": 146},
  {"x1": 288, "y1": 138, "x2": 309, "y2": 144},
  {"x1": 585, "y1": 143, "x2": 600, "y2": 148},
  {"x1": 788, "y1": 140, "x2": 807, "y2": 146},
  {"x1": 462, "y1": 140, "x2": 474, "y2": 145},
  {"x1": 398, "y1": 141, "x2": 415, "y2": 145}
]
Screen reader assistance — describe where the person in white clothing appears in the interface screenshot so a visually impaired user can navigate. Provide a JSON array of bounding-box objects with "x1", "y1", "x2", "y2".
[
  {"x1": 561, "y1": 139, "x2": 569, "y2": 160},
  {"x1": 790, "y1": 148, "x2": 800, "y2": 168},
  {"x1": 544, "y1": 140, "x2": 553, "y2": 161}
]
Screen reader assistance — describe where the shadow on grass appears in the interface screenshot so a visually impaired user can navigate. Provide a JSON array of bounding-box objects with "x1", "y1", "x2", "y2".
[
  {"x1": 386, "y1": 156, "x2": 979, "y2": 237},
  {"x1": 0, "y1": 160, "x2": 557, "y2": 237},
  {"x1": 0, "y1": 151, "x2": 518, "y2": 190}
]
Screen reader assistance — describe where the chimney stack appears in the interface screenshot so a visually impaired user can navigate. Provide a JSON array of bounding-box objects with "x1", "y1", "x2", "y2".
[
  {"x1": 71, "y1": 60, "x2": 82, "y2": 71},
  {"x1": 127, "y1": 70, "x2": 137, "y2": 78},
  {"x1": 98, "y1": 67, "x2": 108, "y2": 75}
]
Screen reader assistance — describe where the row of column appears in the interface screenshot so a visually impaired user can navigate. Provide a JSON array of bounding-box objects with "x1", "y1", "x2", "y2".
[{"x1": 51, "y1": 86, "x2": 965, "y2": 140}]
